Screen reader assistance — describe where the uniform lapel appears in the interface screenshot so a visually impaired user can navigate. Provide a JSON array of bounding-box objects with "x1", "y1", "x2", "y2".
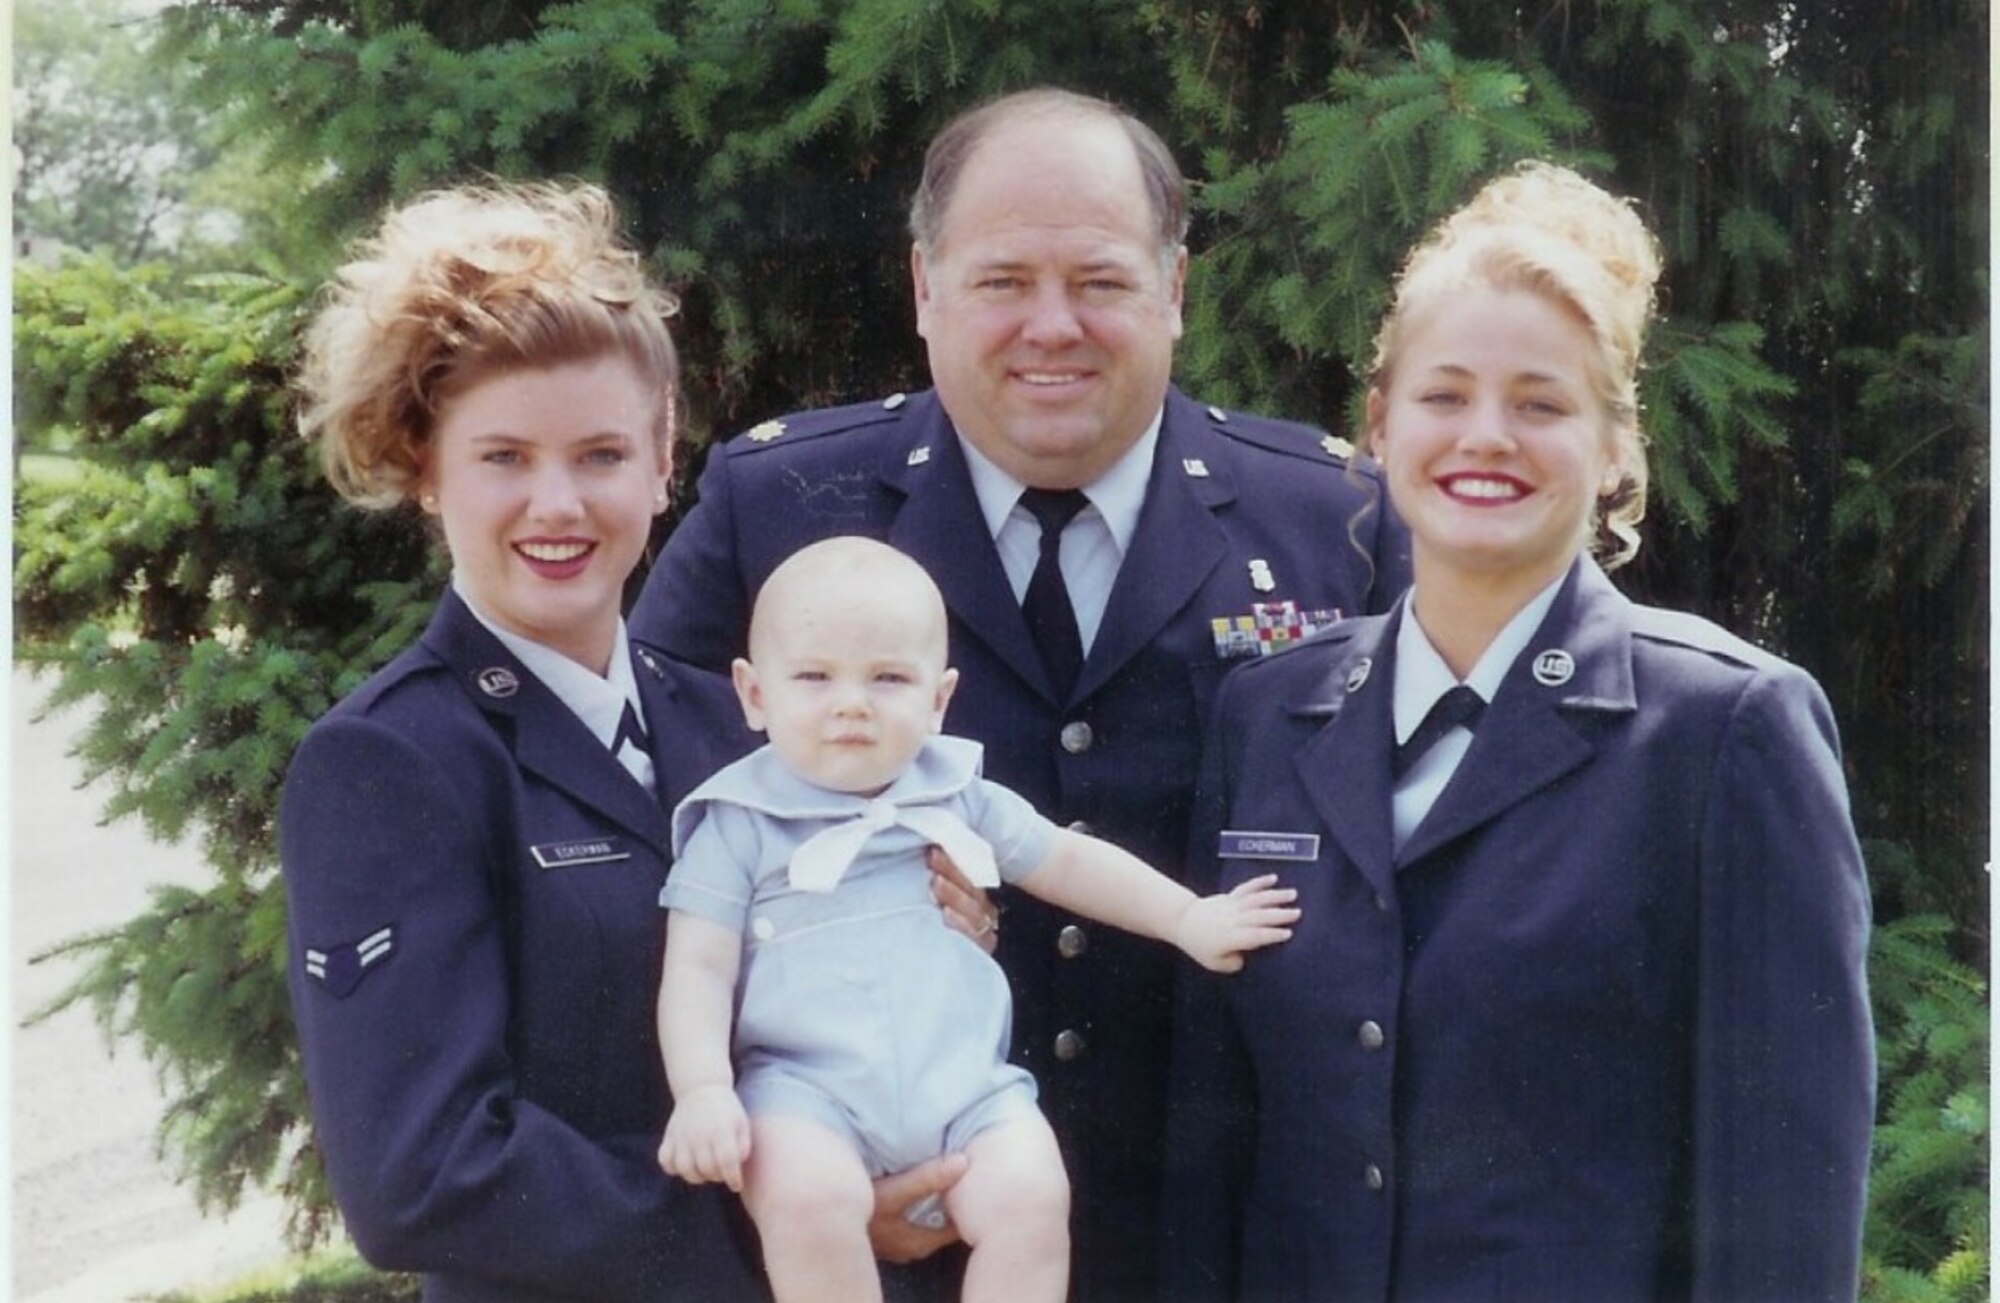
[
  {"x1": 883, "y1": 403, "x2": 1064, "y2": 701},
  {"x1": 630, "y1": 646, "x2": 753, "y2": 810},
  {"x1": 1290, "y1": 613, "x2": 1399, "y2": 903},
  {"x1": 423, "y1": 591, "x2": 670, "y2": 845},
  {"x1": 1397, "y1": 560, "x2": 1637, "y2": 866},
  {"x1": 1077, "y1": 393, "x2": 1231, "y2": 700},
  {"x1": 630, "y1": 644, "x2": 703, "y2": 809}
]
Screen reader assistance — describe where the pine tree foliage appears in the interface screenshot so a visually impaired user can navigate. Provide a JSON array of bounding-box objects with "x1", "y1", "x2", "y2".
[
  {"x1": 1861, "y1": 895, "x2": 1989, "y2": 1302},
  {"x1": 13, "y1": 0, "x2": 1986, "y2": 1284},
  {"x1": 15, "y1": 254, "x2": 438, "y2": 1242}
]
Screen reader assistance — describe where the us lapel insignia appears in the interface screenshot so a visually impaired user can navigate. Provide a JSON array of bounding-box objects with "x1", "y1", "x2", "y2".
[
  {"x1": 1532, "y1": 648, "x2": 1576, "y2": 686},
  {"x1": 304, "y1": 926, "x2": 394, "y2": 999},
  {"x1": 1208, "y1": 405, "x2": 1229, "y2": 422},
  {"x1": 1321, "y1": 435, "x2": 1354, "y2": 459},
  {"x1": 1248, "y1": 558, "x2": 1276, "y2": 592},
  {"x1": 1183, "y1": 458, "x2": 1210, "y2": 477},
  {"x1": 883, "y1": 392, "x2": 908, "y2": 410},
  {"x1": 476, "y1": 666, "x2": 520, "y2": 698},
  {"x1": 907, "y1": 446, "x2": 932, "y2": 466},
  {"x1": 747, "y1": 420, "x2": 786, "y2": 443}
]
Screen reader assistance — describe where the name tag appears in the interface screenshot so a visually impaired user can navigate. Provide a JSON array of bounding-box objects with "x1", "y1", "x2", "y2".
[
  {"x1": 531, "y1": 838, "x2": 632, "y2": 868},
  {"x1": 1218, "y1": 830, "x2": 1321, "y2": 862}
]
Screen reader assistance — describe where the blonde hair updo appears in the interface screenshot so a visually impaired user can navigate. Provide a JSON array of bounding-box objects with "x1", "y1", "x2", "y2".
[
  {"x1": 298, "y1": 181, "x2": 682, "y2": 509},
  {"x1": 1368, "y1": 162, "x2": 1662, "y2": 568}
]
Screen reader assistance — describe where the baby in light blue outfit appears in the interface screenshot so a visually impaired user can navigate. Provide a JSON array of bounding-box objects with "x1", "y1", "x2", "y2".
[
  {"x1": 663, "y1": 732, "x2": 1047, "y2": 1187},
  {"x1": 654, "y1": 537, "x2": 1298, "y2": 1303}
]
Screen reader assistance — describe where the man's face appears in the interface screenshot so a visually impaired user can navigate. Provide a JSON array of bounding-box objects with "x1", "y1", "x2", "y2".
[{"x1": 913, "y1": 114, "x2": 1186, "y2": 490}]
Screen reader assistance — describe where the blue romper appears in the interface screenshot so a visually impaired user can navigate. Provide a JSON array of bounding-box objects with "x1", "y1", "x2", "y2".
[{"x1": 662, "y1": 735, "x2": 1053, "y2": 1180}]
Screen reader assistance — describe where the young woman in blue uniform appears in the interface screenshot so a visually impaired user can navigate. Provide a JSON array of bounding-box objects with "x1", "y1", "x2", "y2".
[
  {"x1": 1162, "y1": 163, "x2": 1874, "y2": 1302},
  {"x1": 281, "y1": 183, "x2": 967, "y2": 1300}
]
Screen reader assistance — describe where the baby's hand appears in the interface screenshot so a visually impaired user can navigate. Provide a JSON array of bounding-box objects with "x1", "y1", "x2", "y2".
[
  {"x1": 1174, "y1": 874, "x2": 1300, "y2": 973},
  {"x1": 658, "y1": 1084, "x2": 751, "y2": 1191}
]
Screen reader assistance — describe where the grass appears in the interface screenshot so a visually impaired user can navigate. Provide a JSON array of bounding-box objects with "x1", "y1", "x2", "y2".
[{"x1": 140, "y1": 1248, "x2": 419, "y2": 1303}]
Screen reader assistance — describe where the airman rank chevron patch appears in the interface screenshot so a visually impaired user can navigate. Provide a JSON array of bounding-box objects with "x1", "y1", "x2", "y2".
[{"x1": 304, "y1": 926, "x2": 394, "y2": 998}]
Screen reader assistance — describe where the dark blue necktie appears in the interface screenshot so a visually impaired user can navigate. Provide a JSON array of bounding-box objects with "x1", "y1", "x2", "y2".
[
  {"x1": 1394, "y1": 684, "x2": 1485, "y2": 778},
  {"x1": 1019, "y1": 488, "x2": 1090, "y2": 699},
  {"x1": 613, "y1": 701, "x2": 650, "y2": 760},
  {"x1": 612, "y1": 700, "x2": 655, "y2": 791}
]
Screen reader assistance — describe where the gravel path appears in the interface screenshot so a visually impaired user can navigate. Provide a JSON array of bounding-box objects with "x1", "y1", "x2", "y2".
[{"x1": 11, "y1": 669, "x2": 295, "y2": 1301}]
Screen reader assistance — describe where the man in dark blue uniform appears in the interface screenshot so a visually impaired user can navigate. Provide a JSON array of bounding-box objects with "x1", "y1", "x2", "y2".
[{"x1": 632, "y1": 87, "x2": 1408, "y2": 1299}]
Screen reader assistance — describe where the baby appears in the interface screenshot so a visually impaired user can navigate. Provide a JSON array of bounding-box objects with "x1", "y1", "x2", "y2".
[{"x1": 655, "y1": 536, "x2": 1298, "y2": 1303}]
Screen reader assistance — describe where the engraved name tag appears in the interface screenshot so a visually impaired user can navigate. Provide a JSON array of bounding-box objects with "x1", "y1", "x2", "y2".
[
  {"x1": 530, "y1": 838, "x2": 631, "y2": 868},
  {"x1": 1218, "y1": 830, "x2": 1321, "y2": 862}
]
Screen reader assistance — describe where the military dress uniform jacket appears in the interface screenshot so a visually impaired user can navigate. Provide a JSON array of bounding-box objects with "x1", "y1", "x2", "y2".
[
  {"x1": 1161, "y1": 559, "x2": 1875, "y2": 1303},
  {"x1": 631, "y1": 385, "x2": 1409, "y2": 1298},
  {"x1": 281, "y1": 591, "x2": 766, "y2": 1302}
]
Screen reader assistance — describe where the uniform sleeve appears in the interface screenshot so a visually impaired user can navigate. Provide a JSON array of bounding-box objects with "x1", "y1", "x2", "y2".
[
  {"x1": 961, "y1": 777, "x2": 1061, "y2": 885},
  {"x1": 1157, "y1": 675, "x2": 1256, "y2": 1300},
  {"x1": 1690, "y1": 667, "x2": 1874, "y2": 1301},
  {"x1": 660, "y1": 804, "x2": 759, "y2": 932},
  {"x1": 281, "y1": 715, "x2": 755, "y2": 1297},
  {"x1": 631, "y1": 444, "x2": 753, "y2": 670}
]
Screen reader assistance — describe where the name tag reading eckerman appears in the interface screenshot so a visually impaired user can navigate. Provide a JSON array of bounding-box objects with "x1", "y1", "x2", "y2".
[
  {"x1": 1218, "y1": 830, "x2": 1321, "y2": 862},
  {"x1": 530, "y1": 838, "x2": 632, "y2": 868}
]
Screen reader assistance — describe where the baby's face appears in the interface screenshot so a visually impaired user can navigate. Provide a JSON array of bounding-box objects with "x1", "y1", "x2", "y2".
[{"x1": 735, "y1": 583, "x2": 956, "y2": 795}]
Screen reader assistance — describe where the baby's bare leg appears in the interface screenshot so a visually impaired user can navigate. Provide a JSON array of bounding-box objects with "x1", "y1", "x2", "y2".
[
  {"x1": 944, "y1": 1112, "x2": 1071, "y2": 1303},
  {"x1": 742, "y1": 1113, "x2": 882, "y2": 1303}
]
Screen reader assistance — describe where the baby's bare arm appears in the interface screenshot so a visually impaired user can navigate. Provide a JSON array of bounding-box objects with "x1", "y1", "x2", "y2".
[
  {"x1": 1017, "y1": 832, "x2": 1298, "y2": 972},
  {"x1": 656, "y1": 912, "x2": 750, "y2": 1189}
]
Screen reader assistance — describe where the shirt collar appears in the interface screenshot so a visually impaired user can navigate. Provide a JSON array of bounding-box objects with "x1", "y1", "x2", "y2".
[
  {"x1": 1392, "y1": 575, "x2": 1565, "y2": 743},
  {"x1": 452, "y1": 575, "x2": 645, "y2": 748},
  {"x1": 957, "y1": 408, "x2": 1163, "y2": 556}
]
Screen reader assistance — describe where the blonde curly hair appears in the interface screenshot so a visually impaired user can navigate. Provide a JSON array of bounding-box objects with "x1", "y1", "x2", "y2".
[
  {"x1": 297, "y1": 181, "x2": 682, "y2": 509},
  {"x1": 1367, "y1": 162, "x2": 1662, "y2": 568}
]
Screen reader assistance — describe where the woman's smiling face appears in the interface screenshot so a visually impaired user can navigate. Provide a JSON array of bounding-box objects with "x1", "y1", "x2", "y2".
[
  {"x1": 1368, "y1": 284, "x2": 1624, "y2": 603},
  {"x1": 418, "y1": 353, "x2": 669, "y2": 673}
]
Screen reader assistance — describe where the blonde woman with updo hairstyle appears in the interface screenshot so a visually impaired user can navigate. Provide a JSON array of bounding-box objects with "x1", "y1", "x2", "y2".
[
  {"x1": 1164, "y1": 162, "x2": 1873, "y2": 1302},
  {"x1": 281, "y1": 182, "x2": 968, "y2": 1301}
]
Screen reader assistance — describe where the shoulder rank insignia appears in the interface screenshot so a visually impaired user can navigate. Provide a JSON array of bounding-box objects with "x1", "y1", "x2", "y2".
[
  {"x1": 304, "y1": 926, "x2": 394, "y2": 999},
  {"x1": 1321, "y1": 434, "x2": 1355, "y2": 459},
  {"x1": 747, "y1": 420, "x2": 787, "y2": 443}
]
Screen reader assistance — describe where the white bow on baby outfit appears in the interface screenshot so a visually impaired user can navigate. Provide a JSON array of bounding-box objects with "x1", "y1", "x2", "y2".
[{"x1": 787, "y1": 798, "x2": 1000, "y2": 893}]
